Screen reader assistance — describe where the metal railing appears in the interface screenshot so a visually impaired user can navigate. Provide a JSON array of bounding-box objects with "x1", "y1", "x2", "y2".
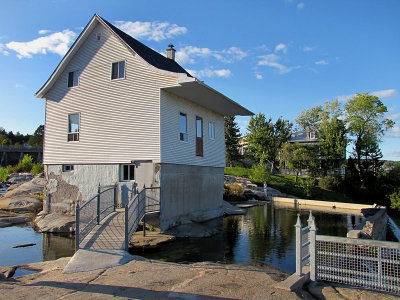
[
  {"x1": 295, "y1": 212, "x2": 400, "y2": 295},
  {"x1": 124, "y1": 186, "x2": 160, "y2": 250},
  {"x1": 75, "y1": 183, "x2": 117, "y2": 250}
]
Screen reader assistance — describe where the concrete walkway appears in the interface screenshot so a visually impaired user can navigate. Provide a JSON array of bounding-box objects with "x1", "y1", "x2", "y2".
[
  {"x1": 63, "y1": 249, "x2": 139, "y2": 273},
  {"x1": 80, "y1": 209, "x2": 125, "y2": 250}
]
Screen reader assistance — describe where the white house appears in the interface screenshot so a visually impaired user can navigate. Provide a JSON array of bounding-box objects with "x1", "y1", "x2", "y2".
[{"x1": 35, "y1": 14, "x2": 252, "y2": 230}]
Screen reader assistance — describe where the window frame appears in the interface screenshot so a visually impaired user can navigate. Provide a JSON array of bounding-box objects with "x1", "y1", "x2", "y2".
[
  {"x1": 111, "y1": 60, "x2": 126, "y2": 80},
  {"x1": 67, "y1": 112, "x2": 80, "y2": 142},
  {"x1": 67, "y1": 70, "x2": 79, "y2": 88},
  {"x1": 120, "y1": 164, "x2": 135, "y2": 182},
  {"x1": 96, "y1": 32, "x2": 102, "y2": 41},
  {"x1": 62, "y1": 165, "x2": 74, "y2": 172},
  {"x1": 209, "y1": 122, "x2": 215, "y2": 140},
  {"x1": 179, "y1": 112, "x2": 188, "y2": 142}
]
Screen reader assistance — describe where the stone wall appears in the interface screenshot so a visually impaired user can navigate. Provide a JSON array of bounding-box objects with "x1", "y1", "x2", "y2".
[{"x1": 347, "y1": 208, "x2": 388, "y2": 240}]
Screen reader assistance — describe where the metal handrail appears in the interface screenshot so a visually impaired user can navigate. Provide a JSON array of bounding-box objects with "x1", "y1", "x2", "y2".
[{"x1": 75, "y1": 183, "x2": 117, "y2": 251}]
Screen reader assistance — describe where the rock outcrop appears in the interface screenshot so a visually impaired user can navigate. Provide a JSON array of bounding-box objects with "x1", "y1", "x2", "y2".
[
  {"x1": 34, "y1": 213, "x2": 75, "y2": 233},
  {"x1": 0, "y1": 176, "x2": 44, "y2": 212}
]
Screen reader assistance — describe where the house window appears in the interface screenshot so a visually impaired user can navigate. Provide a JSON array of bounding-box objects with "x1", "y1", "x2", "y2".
[
  {"x1": 68, "y1": 113, "x2": 80, "y2": 142},
  {"x1": 179, "y1": 113, "x2": 188, "y2": 142},
  {"x1": 120, "y1": 164, "x2": 135, "y2": 181},
  {"x1": 111, "y1": 61, "x2": 125, "y2": 80},
  {"x1": 67, "y1": 71, "x2": 79, "y2": 87},
  {"x1": 62, "y1": 165, "x2": 74, "y2": 172},
  {"x1": 96, "y1": 32, "x2": 101, "y2": 41},
  {"x1": 209, "y1": 122, "x2": 215, "y2": 140},
  {"x1": 310, "y1": 131, "x2": 315, "y2": 139}
]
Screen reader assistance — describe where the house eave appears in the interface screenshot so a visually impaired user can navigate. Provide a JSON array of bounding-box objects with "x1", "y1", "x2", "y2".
[{"x1": 162, "y1": 80, "x2": 253, "y2": 116}]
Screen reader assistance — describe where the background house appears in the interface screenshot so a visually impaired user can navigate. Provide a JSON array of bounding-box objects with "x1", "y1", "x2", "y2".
[{"x1": 35, "y1": 14, "x2": 252, "y2": 230}]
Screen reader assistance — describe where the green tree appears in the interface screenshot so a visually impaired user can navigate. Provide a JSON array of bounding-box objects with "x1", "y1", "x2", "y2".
[
  {"x1": 344, "y1": 92, "x2": 394, "y2": 185},
  {"x1": 224, "y1": 116, "x2": 241, "y2": 167},
  {"x1": 319, "y1": 100, "x2": 347, "y2": 175},
  {"x1": 295, "y1": 105, "x2": 322, "y2": 132},
  {"x1": 247, "y1": 114, "x2": 292, "y2": 173},
  {"x1": 281, "y1": 143, "x2": 318, "y2": 182},
  {"x1": 28, "y1": 125, "x2": 44, "y2": 146}
]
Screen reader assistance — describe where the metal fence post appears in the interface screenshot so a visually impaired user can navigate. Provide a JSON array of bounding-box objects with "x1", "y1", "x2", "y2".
[
  {"x1": 295, "y1": 214, "x2": 302, "y2": 276},
  {"x1": 97, "y1": 183, "x2": 101, "y2": 224},
  {"x1": 143, "y1": 214, "x2": 146, "y2": 237},
  {"x1": 75, "y1": 203, "x2": 80, "y2": 252},
  {"x1": 307, "y1": 210, "x2": 313, "y2": 228},
  {"x1": 125, "y1": 204, "x2": 129, "y2": 251},
  {"x1": 378, "y1": 247, "x2": 383, "y2": 287},
  {"x1": 309, "y1": 215, "x2": 317, "y2": 281},
  {"x1": 114, "y1": 183, "x2": 117, "y2": 211}
]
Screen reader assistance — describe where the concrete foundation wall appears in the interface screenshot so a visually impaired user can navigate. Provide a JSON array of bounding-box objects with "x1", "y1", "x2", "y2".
[
  {"x1": 45, "y1": 162, "x2": 156, "y2": 214},
  {"x1": 160, "y1": 163, "x2": 224, "y2": 230}
]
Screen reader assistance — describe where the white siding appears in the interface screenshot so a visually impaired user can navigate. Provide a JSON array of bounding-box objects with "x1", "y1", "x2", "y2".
[
  {"x1": 44, "y1": 24, "x2": 178, "y2": 164},
  {"x1": 160, "y1": 91, "x2": 226, "y2": 168}
]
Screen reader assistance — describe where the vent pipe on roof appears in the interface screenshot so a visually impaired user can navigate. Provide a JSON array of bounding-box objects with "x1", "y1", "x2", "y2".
[{"x1": 166, "y1": 44, "x2": 176, "y2": 61}]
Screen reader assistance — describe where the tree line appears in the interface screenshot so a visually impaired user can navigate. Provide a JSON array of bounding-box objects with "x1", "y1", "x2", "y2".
[
  {"x1": 225, "y1": 92, "x2": 398, "y2": 208},
  {"x1": 0, "y1": 125, "x2": 44, "y2": 146}
]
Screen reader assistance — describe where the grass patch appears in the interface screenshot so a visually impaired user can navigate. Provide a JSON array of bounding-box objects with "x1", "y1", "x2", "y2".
[{"x1": 225, "y1": 167, "x2": 350, "y2": 203}]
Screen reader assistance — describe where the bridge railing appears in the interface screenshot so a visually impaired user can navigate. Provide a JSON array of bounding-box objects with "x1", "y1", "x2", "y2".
[
  {"x1": 75, "y1": 183, "x2": 117, "y2": 251},
  {"x1": 295, "y1": 212, "x2": 400, "y2": 295},
  {"x1": 124, "y1": 186, "x2": 160, "y2": 250}
]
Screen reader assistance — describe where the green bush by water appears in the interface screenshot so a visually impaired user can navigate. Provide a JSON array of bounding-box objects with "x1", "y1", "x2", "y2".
[
  {"x1": 319, "y1": 175, "x2": 343, "y2": 192},
  {"x1": 31, "y1": 163, "x2": 44, "y2": 175},
  {"x1": 0, "y1": 168, "x2": 8, "y2": 182},
  {"x1": 17, "y1": 154, "x2": 34, "y2": 172}
]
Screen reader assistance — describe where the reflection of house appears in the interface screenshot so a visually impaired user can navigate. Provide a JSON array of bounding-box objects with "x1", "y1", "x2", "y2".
[{"x1": 35, "y1": 14, "x2": 252, "y2": 230}]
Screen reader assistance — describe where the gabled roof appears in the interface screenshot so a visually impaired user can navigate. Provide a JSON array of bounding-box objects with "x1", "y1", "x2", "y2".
[
  {"x1": 289, "y1": 131, "x2": 318, "y2": 143},
  {"x1": 35, "y1": 14, "x2": 192, "y2": 98},
  {"x1": 99, "y1": 16, "x2": 192, "y2": 77}
]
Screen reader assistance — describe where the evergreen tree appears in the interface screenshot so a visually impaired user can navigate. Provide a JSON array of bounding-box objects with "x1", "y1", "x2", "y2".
[{"x1": 224, "y1": 116, "x2": 241, "y2": 166}]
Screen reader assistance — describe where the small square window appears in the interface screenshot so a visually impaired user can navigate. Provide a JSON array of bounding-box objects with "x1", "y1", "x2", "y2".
[
  {"x1": 68, "y1": 113, "x2": 80, "y2": 142},
  {"x1": 68, "y1": 71, "x2": 79, "y2": 88},
  {"x1": 111, "y1": 61, "x2": 125, "y2": 80},
  {"x1": 179, "y1": 113, "x2": 188, "y2": 142},
  {"x1": 209, "y1": 122, "x2": 215, "y2": 140},
  {"x1": 62, "y1": 165, "x2": 74, "y2": 172},
  {"x1": 120, "y1": 164, "x2": 135, "y2": 181},
  {"x1": 96, "y1": 32, "x2": 101, "y2": 41}
]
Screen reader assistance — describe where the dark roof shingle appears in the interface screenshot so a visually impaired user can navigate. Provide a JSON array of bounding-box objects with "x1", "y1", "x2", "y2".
[{"x1": 99, "y1": 16, "x2": 192, "y2": 77}]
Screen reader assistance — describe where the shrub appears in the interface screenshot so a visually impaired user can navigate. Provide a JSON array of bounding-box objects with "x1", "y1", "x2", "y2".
[
  {"x1": 223, "y1": 183, "x2": 244, "y2": 201},
  {"x1": 319, "y1": 175, "x2": 343, "y2": 192},
  {"x1": 299, "y1": 177, "x2": 317, "y2": 198},
  {"x1": 31, "y1": 163, "x2": 44, "y2": 175},
  {"x1": 0, "y1": 168, "x2": 8, "y2": 183},
  {"x1": 17, "y1": 154, "x2": 34, "y2": 173},
  {"x1": 250, "y1": 163, "x2": 271, "y2": 184},
  {"x1": 390, "y1": 189, "x2": 400, "y2": 211}
]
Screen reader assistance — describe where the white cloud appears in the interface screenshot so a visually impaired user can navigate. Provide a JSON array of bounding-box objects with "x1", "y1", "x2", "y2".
[
  {"x1": 255, "y1": 73, "x2": 263, "y2": 80},
  {"x1": 315, "y1": 60, "x2": 328, "y2": 65},
  {"x1": 187, "y1": 68, "x2": 232, "y2": 79},
  {"x1": 297, "y1": 2, "x2": 305, "y2": 10},
  {"x1": 303, "y1": 46, "x2": 314, "y2": 52},
  {"x1": 372, "y1": 89, "x2": 398, "y2": 99},
  {"x1": 175, "y1": 45, "x2": 247, "y2": 65},
  {"x1": 14, "y1": 84, "x2": 24, "y2": 88},
  {"x1": 236, "y1": 118, "x2": 250, "y2": 133},
  {"x1": 275, "y1": 43, "x2": 287, "y2": 54},
  {"x1": 6, "y1": 30, "x2": 76, "y2": 58},
  {"x1": 38, "y1": 29, "x2": 51, "y2": 35},
  {"x1": 257, "y1": 53, "x2": 299, "y2": 74},
  {"x1": 114, "y1": 20, "x2": 187, "y2": 42},
  {"x1": 337, "y1": 89, "x2": 398, "y2": 102},
  {"x1": 0, "y1": 44, "x2": 10, "y2": 56}
]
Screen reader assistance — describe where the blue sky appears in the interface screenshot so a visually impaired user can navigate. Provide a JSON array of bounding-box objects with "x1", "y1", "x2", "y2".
[{"x1": 0, "y1": 0, "x2": 399, "y2": 160}]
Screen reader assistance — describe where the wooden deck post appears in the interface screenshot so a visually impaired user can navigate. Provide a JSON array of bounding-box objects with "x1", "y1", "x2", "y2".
[
  {"x1": 75, "y1": 203, "x2": 80, "y2": 252},
  {"x1": 97, "y1": 183, "x2": 101, "y2": 224},
  {"x1": 295, "y1": 214, "x2": 302, "y2": 276}
]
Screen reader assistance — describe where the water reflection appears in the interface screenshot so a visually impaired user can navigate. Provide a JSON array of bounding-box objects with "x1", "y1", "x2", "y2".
[
  {"x1": 133, "y1": 203, "x2": 363, "y2": 274},
  {"x1": 42, "y1": 232, "x2": 75, "y2": 261}
]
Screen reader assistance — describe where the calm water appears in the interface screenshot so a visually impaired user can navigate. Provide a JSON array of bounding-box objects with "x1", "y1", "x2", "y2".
[
  {"x1": 0, "y1": 225, "x2": 75, "y2": 267},
  {"x1": 0, "y1": 203, "x2": 397, "y2": 275},
  {"x1": 131, "y1": 203, "x2": 364, "y2": 274}
]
